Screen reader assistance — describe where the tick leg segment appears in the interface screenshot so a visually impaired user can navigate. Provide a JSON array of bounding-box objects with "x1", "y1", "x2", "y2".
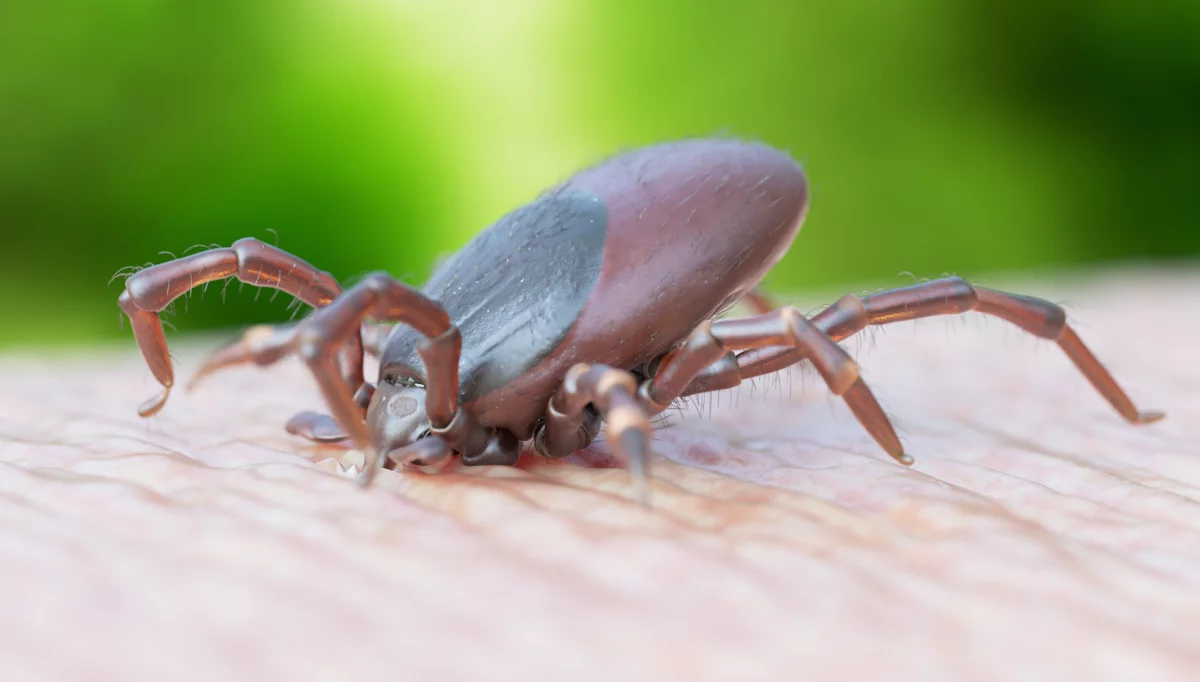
[
  {"x1": 644, "y1": 314, "x2": 911, "y2": 466},
  {"x1": 727, "y1": 277, "x2": 1162, "y2": 424},
  {"x1": 188, "y1": 321, "x2": 392, "y2": 391},
  {"x1": 283, "y1": 385, "x2": 376, "y2": 445},
  {"x1": 535, "y1": 364, "x2": 654, "y2": 506},
  {"x1": 286, "y1": 411, "x2": 350, "y2": 443},
  {"x1": 188, "y1": 323, "x2": 299, "y2": 391},
  {"x1": 119, "y1": 238, "x2": 360, "y2": 416},
  {"x1": 739, "y1": 288, "x2": 777, "y2": 315}
]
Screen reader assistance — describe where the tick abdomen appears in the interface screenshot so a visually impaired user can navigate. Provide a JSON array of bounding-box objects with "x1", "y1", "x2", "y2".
[{"x1": 465, "y1": 139, "x2": 809, "y2": 437}]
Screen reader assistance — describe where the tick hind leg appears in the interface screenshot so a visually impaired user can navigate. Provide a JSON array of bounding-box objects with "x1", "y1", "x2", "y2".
[
  {"x1": 732, "y1": 277, "x2": 1163, "y2": 425},
  {"x1": 654, "y1": 277, "x2": 1162, "y2": 465},
  {"x1": 642, "y1": 309, "x2": 911, "y2": 465},
  {"x1": 534, "y1": 364, "x2": 655, "y2": 506}
]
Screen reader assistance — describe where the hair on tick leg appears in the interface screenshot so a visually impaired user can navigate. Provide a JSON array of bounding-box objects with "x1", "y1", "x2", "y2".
[
  {"x1": 649, "y1": 411, "x2": 675, "y2": 432},
  {"x1": 184, "y1": 273, "x2": 194, "y2": 314},
  {"x1": 181, "y1": 242, "x2": 215, "y2": 256},
  {"x1": 287, "y1": 301, "x2": 307, "y2": 322},
  {"x1": 108, "y1": 264, "x2": 143, "y2": 285}
]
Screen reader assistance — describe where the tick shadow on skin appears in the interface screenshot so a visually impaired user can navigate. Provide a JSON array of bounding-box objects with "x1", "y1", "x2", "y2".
[{"x1": 271, "y1": 375, "x2": 938, "y2": 535}]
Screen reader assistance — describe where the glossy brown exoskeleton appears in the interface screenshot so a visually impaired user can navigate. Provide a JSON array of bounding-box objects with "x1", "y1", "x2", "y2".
[{"x1": 117, "y1": 139, "x2": 1162, "y2": 503}]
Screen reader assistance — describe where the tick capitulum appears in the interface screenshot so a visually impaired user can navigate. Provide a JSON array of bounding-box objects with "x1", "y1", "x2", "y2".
[{"x1": 116, "y1": 138, "x2": 1164, "y2": 505}]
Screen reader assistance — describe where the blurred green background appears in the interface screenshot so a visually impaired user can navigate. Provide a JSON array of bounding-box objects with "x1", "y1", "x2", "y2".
[{"x1": 2, "y1": 0, "x2": 1197, "y2": 348}]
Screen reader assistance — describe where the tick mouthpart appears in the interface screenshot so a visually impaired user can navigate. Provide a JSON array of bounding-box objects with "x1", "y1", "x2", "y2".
[{"x1": 385, "y1": 433, "x2": 452, "y2": 469}]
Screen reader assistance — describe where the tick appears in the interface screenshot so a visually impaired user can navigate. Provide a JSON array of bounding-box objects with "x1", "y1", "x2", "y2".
[{"x1": 116, "y1": 138, "x2": 1163, "y2": 503}]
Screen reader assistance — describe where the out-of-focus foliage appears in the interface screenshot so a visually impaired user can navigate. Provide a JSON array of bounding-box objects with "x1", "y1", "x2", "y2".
[{"x1": 1, "y1": 0, "x2": 1196, "y2": 347}]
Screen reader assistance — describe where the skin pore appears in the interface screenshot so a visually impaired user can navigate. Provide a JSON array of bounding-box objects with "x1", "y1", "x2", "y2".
[{"x1": 0, "y1": 267, "x2": 1195, "y2": 681}]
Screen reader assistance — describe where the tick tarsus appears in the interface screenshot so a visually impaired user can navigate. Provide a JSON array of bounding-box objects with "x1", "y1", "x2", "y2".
[
  {"x1": 536, "y1": 363, "x2": 654, "y2": 505},
  {"x1": 115, "y1": 138, "x2": 1162, "y2": 504}
]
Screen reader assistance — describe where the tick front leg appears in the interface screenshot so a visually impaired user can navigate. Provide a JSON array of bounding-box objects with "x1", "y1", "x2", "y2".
[
  {"x1": 188, "y1": 321, "x2": 392, "y2": 391},
  {"x1": 187, "y1": 323, "x2": 299, "y2": 391},
  {"x1": 189, "y1": 321, "x2": 391, "y2": 444},
  {"x1": 534, "y1": 364, "x2": 654, "y2": 506},
  {"x1": 642, "y1": 312, "x2": 911, "y2": 466},
  {"x1": 732, "y1": 277, "x2": 1163, "y2": 425},
  {"x1": 285, "y1": 411, "x2": 350, "y2": 443},
  {"x1": 284, "y1": 385, "x2": 375, "y2": 444},
  {"x1": 292, "y1": 273, "x2": 463, "y2": 485},
  {"x1": 118, "y1": 238, "x2": 357, "y2": 416}
]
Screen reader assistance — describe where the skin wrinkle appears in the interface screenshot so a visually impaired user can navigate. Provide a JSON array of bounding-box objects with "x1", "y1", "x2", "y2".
[
  {"x1": 441, "y1": 458, "x2": 854, "y2": 607},
  {"x1": 908, "y1": 419, "x2": 1196, "y2": 512},
  {"x1": 532, "y1": 470, "x2": 857, "y2": 557},
  {"x1": 954, "y1": 422, "x2": 1200, "y2": 521},
  {"x1": 413, "y1": 494, "x2": 766, "y2": 616},
  {"x1": 480, "y1": 509, "x2": 792, "y2": 603},
  {"x1": 970, "y1": 422, "x2": 1200, "y2": 506},
  {"x1": 79, "y1": 481, "x2": 464, "y2": 615},
  {"x1": 928, "y1": 467, "x2": 1200, "y2": 588},
  {"x1": 0, "y1": 267, "x2": 1198, "y2": 681},
  {"x1": 522, "y1": 457, "x2": 891, "y2": 550},
  {"x1": 933, "y1": 458, "x2": 1189, "y2": 541}
]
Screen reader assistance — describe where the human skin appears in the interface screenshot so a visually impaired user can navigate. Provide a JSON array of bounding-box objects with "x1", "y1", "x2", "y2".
[{"x1": 0, "y1": 266, "x2": 1196, "y2": 681}]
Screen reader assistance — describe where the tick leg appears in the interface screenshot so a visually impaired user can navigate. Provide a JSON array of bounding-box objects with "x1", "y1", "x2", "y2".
[
  {"x1": 187, "y1": 323, "x2": 299, "y2": 391},
  {"x1": 283, "y1": 386, "x2": 375, "y2": 445},
  {"x1": 188, "y1": 321, "x2": 392, "y2": 391},
  {"x1": 535, "y1": 364, "x2": 654, "y2": 506},
  {"x1": 729, "y1": 277, "x2": 1162, "y2": 424},
  {"x1": 291, "y1": 272, "x2": 463, "y2": 485},
  {"x1": 286, "y1": 411, "x2": 350, "y2": 443},
  {"x1": 675, "y1": 350, "x2": 743, "y2": 396},
  {"x1": 643, "y1": 313, "x2": 911, "y2": 466},
  {"x1": 119, "y1": 238, "x2": 361, "y2": 416},
  {"x1": 739, "y1": 288, "x2": 776, "y2": 315}
]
